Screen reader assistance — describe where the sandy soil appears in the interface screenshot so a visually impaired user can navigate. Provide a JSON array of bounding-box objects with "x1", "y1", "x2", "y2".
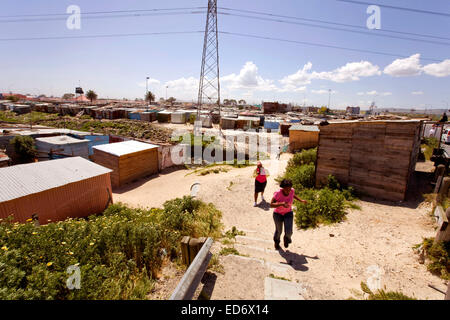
[{"x1": 113, "y1": 155, "x2": 448, "y2": 300}]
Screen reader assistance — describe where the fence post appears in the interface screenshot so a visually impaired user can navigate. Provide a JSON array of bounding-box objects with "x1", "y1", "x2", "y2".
[
  {"x1": 434, "y1": 164, "x2": 446, "y2": 195},
  {"x1": 435, "y1": 207, "x2": 450, "y2": 242}
]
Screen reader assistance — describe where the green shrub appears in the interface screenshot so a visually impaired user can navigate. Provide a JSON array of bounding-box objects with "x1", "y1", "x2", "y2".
[
  {"x1": 0, "y1": 197, "x2": 223, "y2": 300},
  {"x1": 9, "y1": 135, "x2": 37, "y2": 163},
  {"x1": 352, "y1": 282, "x2": 416, "y2": 300},
  {"x1": 287, "y1": 148, "x2": 317, "y2": 168},
  {"x1": 295, "y1": 188, "x2": 347, "y2": 229},
  {"x1": 282, "y1": 163, "x2": 316, "y2": 190},
  {"x1": 420, "y1": 238, "x2": 449, "y2": 280}
]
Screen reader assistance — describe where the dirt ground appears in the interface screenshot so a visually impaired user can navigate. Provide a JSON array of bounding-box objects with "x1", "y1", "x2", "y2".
[{"x1": 113, "y1": 155, "x2": 448, "y2": 300}]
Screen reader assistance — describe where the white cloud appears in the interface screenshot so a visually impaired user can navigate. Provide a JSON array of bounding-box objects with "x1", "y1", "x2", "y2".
[
  {"x1": 367, "y1": 90, "x2": 378, "y2": 95},
  {"x1": 311, "y1": 89, "x2": 338, "y2": 94},
  {"x1": 281, "y1": 61, "x2": 381, "y2": 86},
  {"x1": 383, "y1": 54, "x2": 422, "y2": 77},
  {"x1": 381, "y1": 92, "x2": 392, "y2": 96},
  {"x1": 221, "y1": 61, "x2": 277, "y2": 92},
  {"x1": 137, "y1": 78, "x2": 161, "y2": 87},
  {"x1": 357, "y1": 92, "x2": 365, "y2": 96},
  {"x1": 412, "y1": 91, "x2": 424, "y2": 95},
  {"x1": 312, "y1": 61, "x2": 381, "y2": 82},
  {"x1": 279, "y1": 62, "x2": 314, "y2": 87},
  {"x1": 423, "y1": 59, "x2": 450, "y2": 77}
]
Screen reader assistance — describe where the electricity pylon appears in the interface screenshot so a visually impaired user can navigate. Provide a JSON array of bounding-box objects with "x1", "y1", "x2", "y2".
[{"x1": 196, "y1": 0, "x2": 220, "y2": 132}]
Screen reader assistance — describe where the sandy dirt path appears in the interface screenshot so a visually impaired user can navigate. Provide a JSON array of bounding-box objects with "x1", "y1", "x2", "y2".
[{"x1": 113, "y1": 155, "x2": 447, "y2": 300}]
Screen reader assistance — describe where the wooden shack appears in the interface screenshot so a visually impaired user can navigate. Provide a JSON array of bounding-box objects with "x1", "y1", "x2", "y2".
[
  {"x1": 315, "y1": 120, "x2": 422, "y2": 202},
  {"x1": 0, "y1": 157, "x2": 112, "y2": 224},
  {"x1": 289, "y1": 125, "x2": 319, "y2": 152},
  {"x1": 92, "y1": 140, "x2": 159, "y2": 188}
]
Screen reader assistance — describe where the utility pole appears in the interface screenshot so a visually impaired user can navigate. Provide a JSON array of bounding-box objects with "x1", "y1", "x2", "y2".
[
  {"x1": 196, "y1": 0, "x2": 220, "y2": 132},
  {"x1": 328, "y1": 89, "x2": 331, "y2": 110}
]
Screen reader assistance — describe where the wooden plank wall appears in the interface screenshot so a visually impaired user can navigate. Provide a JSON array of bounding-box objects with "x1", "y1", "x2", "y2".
[
  {"x1": 91, "y1": 149, "x2": 120, "y2": 188},
  {"x1": 315, "y1": 121, "x2": 421, "y2": 201},
  {"x1": 118, "y1": 148, "x2": 159, "y2": 186},
  {"x1": 289, "y1": 131, "x2": 319, "y2": 152}
]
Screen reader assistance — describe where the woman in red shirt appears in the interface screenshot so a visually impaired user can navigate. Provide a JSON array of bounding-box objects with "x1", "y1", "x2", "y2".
[
  {"x1": 254, "y1": 161, "x2": 268, "y2": 206},
  {"x1": 270, "y1": 179, "x2": 307, "y2": 250}
]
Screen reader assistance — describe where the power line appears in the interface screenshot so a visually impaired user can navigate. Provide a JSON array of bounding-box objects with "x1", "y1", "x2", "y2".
[
  {"x1": 336, "y1": 0, "x2": 450, "y2": 17},
  {"x1": 0, "y1": 7, "x2": 207, "y2": 18},
  {"x1": 218, "y1": 7, "x2": 450, "y2": 41},
  {"x1": 0, "y1": 31, "x2": 204, "y2": 42},
  {"x1": 218, "y1": 31, "x2": 443, "y2": 62},
  {"x1": 0, "y1": 29, "x2": 444, "y2": 62},
  {"x1": 219, "y1": 11, "x2": 450, "y2": 47},
  {"x1": 0, "y1": 11, "x2": 203, "y2": 23}
]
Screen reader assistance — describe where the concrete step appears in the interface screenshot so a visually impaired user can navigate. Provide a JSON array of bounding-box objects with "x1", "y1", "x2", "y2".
[
  {"x1": 264, "y1": 277, "x2": 306, "y2": 300},
  {"x1": 225, "y1": 253, "x2": 292, "y2": 277},
  {"x1": 235, "y1": 235, "x2": 273, "y2": 247}
]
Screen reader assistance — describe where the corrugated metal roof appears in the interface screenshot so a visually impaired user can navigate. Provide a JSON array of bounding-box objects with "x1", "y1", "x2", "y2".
[
  {"x1": 289, "y1": 125, "x2": 320, "y2": 132},
  {"x1": 36, "y1": 135, "x2": 89, "y2": 145},
  {"x1": 93, "y1": 140, "x2": 159, "y2": 157},
  {"x1": 0, "y1": 157, "x2": 112, "y2": 202}
]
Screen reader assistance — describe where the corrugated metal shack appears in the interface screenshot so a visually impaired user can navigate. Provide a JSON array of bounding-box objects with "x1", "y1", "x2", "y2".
[
  {"x1": 157, "y1": 110, "x2": 172, "y2": 123},
  {"x1": 289, "y1": 125, "x2": 319, "y2": 151},
  {"x1": 220, "y1": 117, "x2": 237, "y2": 130},
  {"x1": 0, "y1": 157, "x2": 113, "y2": 224},
  {"x1": 171, "y1": 111, "x2": 187, "y2": 124},
  {"x1": 315, "y1": 120, "x2": 422, "y2": 201},
  {"x1": 92, "y1": 140, "x2": 159, "y2": 188},
  {"x1": 35, "y1": 135, "x2": 90, "y2": 160}
]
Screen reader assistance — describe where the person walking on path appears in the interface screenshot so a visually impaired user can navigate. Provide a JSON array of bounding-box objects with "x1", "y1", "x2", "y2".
[
  {"x1": 270, "y1": 179, "x2": 307, "y2": 250},
  {"x1": 254, "y1": 161, "x2": 269, "y2": 206}
]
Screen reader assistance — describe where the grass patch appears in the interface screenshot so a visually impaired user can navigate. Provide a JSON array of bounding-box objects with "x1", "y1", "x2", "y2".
[
  {"x1": 415, "y1": 238, "x2": 450, "y2": 280},
  {"x1": 422, "y1": 137, "x2": 439, "y2": 161},
  {"x1": 223, "y1": 226, "x2": 246, "y2": 240},
  {"x1": 219, "y1": 247, "x2": 241, "y2": 256},
  {"x1": 207, "y1": 254, "x2": 224, "y2": 274},
  {"x1": 0, "y1": 196, "x2": 223, "y2": 299},
  {"x1": 268, "y1": 274, "x2": 290, "y2": 281},
  {"x1": 349, "y1": 282, "x2": 416, "y2": 300}
]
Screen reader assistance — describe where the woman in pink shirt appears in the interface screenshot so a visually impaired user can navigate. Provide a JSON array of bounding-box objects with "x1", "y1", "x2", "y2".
[
  {"x1": 254, "y1": 161, "x2": 268, "y2": 206},
  {"x1": 270, "y1": 179, "x2": 307, "y2": 250}
]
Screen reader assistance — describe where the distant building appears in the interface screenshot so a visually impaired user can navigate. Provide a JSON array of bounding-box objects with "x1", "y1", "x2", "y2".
[
  {"x1": 302, "y1": 106, "x2": 319, "y2": 113},
  {"x1": 263, "y1": 102, "x2": 289, "y2": 114},
  {"x1": 346, "y1": 106, "x2": 360, "y2": 115}
]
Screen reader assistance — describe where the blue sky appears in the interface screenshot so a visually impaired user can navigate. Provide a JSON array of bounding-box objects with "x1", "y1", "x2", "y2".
[{"x1": 0, "y1": 0, "x2": 449, "y2": 109}]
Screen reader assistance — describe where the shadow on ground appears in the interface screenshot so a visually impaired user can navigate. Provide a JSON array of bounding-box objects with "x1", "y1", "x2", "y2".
[
  {"x1": 276, "y1": 248, "x2": 319, "y2": 272},
  {"x1": 113, "y1": 165, "x2": 187, "y2": 194},
  {"x1": 358, "y1": 170, "x2": 435, "y2": 210},
  {"x1": 256, "y1": 199, "x2": 271, "y2": 211}
]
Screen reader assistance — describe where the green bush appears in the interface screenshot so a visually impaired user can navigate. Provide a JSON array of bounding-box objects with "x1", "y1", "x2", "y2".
[
  {"x1": 9, "y1": 135, "x2": 37, "y2": 163},
  {"x1": 0, "y1": 197, "x2": 223, "y2": 300},
  {"x1": 294, "y1": 188, "x2": 347, "y2": 229},
  {"x1": 287, "y1": 148, "x2": 317, "y2": 168},
  {"x1": 420, "y1": 238, "x2": 449, "y2": 280},
  {"x1": 282, "y1": 163, "x2": 316, "y2": 190}
]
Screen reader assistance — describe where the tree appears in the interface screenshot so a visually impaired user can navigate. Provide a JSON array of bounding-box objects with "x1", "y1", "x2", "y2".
[
  {"x1": 10, "y1": 136, "x2": 37, "y2": 163},
  {"x1": 318, "y1": 106, "x2": 329, "y2": 115},
  {"x1": 6, "y1": 95, "x2": 19, "y2": 102},
  {"x1": 230, "y1": 99, "x2": 237, "y2": 106},
  {"x1": 223, "y1": 99, "x2": 230, "y2": 105},
  {"x1": 145, "y1": 91, "x2": 155, "y2": 104},
  {"x1": 62, "y1": 93, "x2": 75, "y2": 100},
  {"x1": 238, "y1": 99, "x2": 246, "y2": 105},
  {"x1": 167, "y1": 97, "x2": 176, "y2": 106},
  {"x1": 86, "y1": 90, "x2": 98, "y2": 103}
]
